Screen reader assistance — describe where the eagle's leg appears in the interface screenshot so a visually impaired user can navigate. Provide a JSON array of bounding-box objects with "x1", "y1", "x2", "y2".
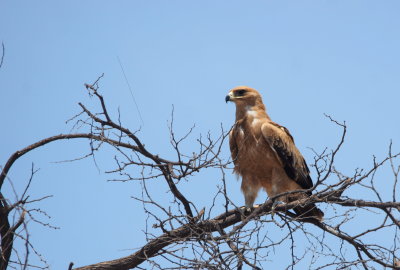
[
  {"x1": 245, "y1": 193, "x2": 256, "y2": 210},
  {"x1": 241, "y1": 181, "x2": 259, "y2": 212}
]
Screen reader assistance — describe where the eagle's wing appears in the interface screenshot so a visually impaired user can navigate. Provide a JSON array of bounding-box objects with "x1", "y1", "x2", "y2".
[
  {"x1": 261, "y1": 122, "x2": 313, "y2": 192},
  {"x1": 229, "y1": 124, "x2": 239, "y2": 163}
]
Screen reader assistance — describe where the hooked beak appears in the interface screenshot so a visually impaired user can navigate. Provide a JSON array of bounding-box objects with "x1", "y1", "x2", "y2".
[{"x1": 225, "y1": 92, "x2": 234, "y2": 103}]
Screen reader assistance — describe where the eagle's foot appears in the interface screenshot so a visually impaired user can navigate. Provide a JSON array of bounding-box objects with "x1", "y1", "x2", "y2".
[
  {"x1": 239, "y1": 204, "x2": 260, "y2": 220},
  {"x1": 271, "y1": 201, "x2": 285, "y2": 218},
  {"x1": 239, "y1": 206, "x2": 251, "y2": 216}
]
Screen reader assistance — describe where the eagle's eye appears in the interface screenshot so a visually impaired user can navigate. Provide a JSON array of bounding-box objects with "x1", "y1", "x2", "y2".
[{"x1": 236, "y1": 89, "x2": 246, "y2": 96}]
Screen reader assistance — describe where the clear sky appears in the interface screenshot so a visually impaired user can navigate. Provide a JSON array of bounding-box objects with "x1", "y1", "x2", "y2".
[{"x1": 1, "y1": 1, "x2": 400, "y2": 269}]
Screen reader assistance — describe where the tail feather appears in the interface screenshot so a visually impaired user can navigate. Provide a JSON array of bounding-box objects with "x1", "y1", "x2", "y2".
[{"x1": 294, "y1": 203, "x2": 324, "y2": 221}]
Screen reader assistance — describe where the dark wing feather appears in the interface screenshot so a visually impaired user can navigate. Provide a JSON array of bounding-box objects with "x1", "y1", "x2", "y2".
[
  {"x1": 262, "y1": 122, "x2": 313, "y2": 192},
  {"x1": 271, "y1": 136, "x2": 297, "y2": 180}
]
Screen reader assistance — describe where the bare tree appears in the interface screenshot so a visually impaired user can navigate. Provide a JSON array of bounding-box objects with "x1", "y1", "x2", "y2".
[{"x1": 1, "y1": 74, "x2": 400, "y2": 270}]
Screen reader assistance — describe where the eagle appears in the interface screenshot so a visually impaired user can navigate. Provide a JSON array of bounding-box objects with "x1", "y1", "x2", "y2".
[{"x1": 226, "y1": 86, "x2": 323, "y2": 220}]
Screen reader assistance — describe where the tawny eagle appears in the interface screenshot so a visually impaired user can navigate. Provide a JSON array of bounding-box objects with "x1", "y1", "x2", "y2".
[{"x1": 226, "y1": 86, "x2": 323, "y2": 220}]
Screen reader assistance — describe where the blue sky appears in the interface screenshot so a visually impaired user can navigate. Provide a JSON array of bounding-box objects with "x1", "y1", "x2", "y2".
[{"x1": 1, "y1": 1, "x2": 400, "y2": 269}]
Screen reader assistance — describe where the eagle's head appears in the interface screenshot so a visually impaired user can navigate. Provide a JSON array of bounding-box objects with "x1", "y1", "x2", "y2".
[{"x1": 225, "y1": 86, "x2": 263, "y2": 106}]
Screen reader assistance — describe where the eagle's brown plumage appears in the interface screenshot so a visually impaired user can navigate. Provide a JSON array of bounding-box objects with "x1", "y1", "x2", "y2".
[{"x1": 226, "y1": 86, "x2": 323, "y2": 220}]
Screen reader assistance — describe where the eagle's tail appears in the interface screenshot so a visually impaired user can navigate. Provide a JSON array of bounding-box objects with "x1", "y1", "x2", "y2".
[{"x1": 294, "y1": 203, "x2": 324, "y2": 222}]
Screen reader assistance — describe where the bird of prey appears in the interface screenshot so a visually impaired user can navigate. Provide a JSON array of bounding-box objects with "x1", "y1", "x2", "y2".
[{"x1": 226, "y1": 86, "x2": 323, "y2": 220}]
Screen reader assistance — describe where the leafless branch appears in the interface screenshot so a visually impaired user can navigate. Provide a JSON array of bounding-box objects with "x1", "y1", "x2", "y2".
[{"x1": 2, "y1": 75, "x2": 400, "y2": 270}]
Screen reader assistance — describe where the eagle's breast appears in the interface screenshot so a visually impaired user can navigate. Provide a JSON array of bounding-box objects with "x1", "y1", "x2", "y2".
[{"x1": 232, "y1": 117, "x2": 280, "y2": 179}]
